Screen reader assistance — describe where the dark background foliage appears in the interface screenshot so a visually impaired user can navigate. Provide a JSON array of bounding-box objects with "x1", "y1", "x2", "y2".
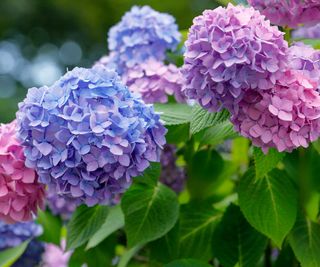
[{"x1": 0, "y1": 0, "x2": 222, "y2": 123}]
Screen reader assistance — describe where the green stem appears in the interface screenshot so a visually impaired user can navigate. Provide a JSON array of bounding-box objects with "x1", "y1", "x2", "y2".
[{"x1": 284, "y1": 27, "x2": 292, "y2": 44}]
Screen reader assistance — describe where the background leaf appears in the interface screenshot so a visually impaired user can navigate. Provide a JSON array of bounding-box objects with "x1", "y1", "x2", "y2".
[
  {"x1": 66, "y1": 205, "x2": 109, "y2": 250},
  {"x1": 187, "y1": 149, "x2": 224, "y2": 199},
  {"x1": 289, "y1": 214, "x2": 320, "y2": 267},
  {"x1": 36, "y1": 210, "x2": 62, "y2": 246},
  {"x1": 190, "y1": 105, "x2": 229, "y2": 135},
  {"x1": 122, "y1": 182, "x2": 179, "y2": 247},
  {"x1": 239, "y1": 168, "x2": 297, "y2": 247},
  {"x1": 0, "y1": 241, "x2": 29, "y2": 267},
  {"x1": 86, "y1": 205, "x2": 124, "y2": 250},
  {"x1": 154, "y1": 103, "x2": 192, "y2": 126},
  {"x1": 212, "y1": 204, "x2": 267, "y2": 267},
  {"x1": 253, "y1": 147, "x2": 285, "y2": 179},
  {"x1": 165, "y1": 259, "x2": 212, "y2": 267},
  {"x1": 69, "y1": 236, "x2": 116, "y2": 267},
  {"x1": 179, "y1": 202, "x2": 221, "y2": 260}
]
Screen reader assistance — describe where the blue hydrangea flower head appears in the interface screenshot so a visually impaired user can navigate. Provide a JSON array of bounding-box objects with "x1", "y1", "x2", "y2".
[
  {"x1": 17, "y1": 65, "x2": 167, "y2": 206},
  {"x1": 108, "y1": 5, "x2": 181, "y2": 74},
  {"x1": 0, "y1": 221, "x2": 42, "y2": 250}
]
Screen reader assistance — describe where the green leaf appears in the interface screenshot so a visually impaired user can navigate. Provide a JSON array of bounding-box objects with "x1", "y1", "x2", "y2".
[
  {"x1": 239, "y1": 168, "x2": 297, "y2": 247},
  {"x1": 117, "y1": 245, "x2": 143, "y2": 267},
  {"x1": 289, "y1": 214, "x2": 320, "y2": 267},
  {"x1": 190, "y1": 105, "x2": 229, "y2": 135},
  {"x1": 274, "y1": 244, "x2": 297, "y2": 267},
  {"x1": 166, "y1": 124, "x2": 190, "y2": 144},
  {"x1": 187, "y1": 149, "x2": 224, "y2": 199},
  {"x1": 165, "y1": 259, "x2": 212, "y2": 267},
  {"x1": 197, "y1": 120, "x2": 237, "y2": 147},
  {"x1": 0, "y1": 241, "x2": 29, "y2": 267},
  {"x1": 36, "y1": 209, "x2": 62, "y2": 245},
  {"x1": 253, "y1": 147, "x2": 285, "y2": 179},
  {"x1": 179, "y1": 202, "x2": 221, "y2": 260},
  {"x1": 122, "y1": 182, "x2": 179, "y2": 247},
  {"x1": 154, "y1": 103, "x2": 192, "y2": 126},
  {"x1": 66, "y1": 205, "x2": 109, "y2": 250},
  {"x1": 149, "y1": 222, "x2": 180, "y2": 264},
  {"x1": 69, "y1": 236, "x2": 116, "y2": 267},
  {"x1": 86, "y1": 205, "x2": 124, "y2": 249},
  {"x1": 212, "y1": 204, "x2": 267, "y2": 267},
  {"x1": 135, "y1": 162, "x2": 161, "y2": 186},
  {"x1": 299, "y1": 39, "x2": 320, "y2": 49}
]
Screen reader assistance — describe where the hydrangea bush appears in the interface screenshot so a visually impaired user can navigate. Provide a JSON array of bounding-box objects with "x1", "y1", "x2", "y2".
[{"x1": 3, "y1": 2, "x2": 320, "y2": 267}]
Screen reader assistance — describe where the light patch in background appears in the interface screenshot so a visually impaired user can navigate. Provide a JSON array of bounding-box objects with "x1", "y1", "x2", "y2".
[
  {"x1": 0, "y1": 76, "x2": 16, "y2": 98},
  {"x1": 59, "y1": 41, "x2": 82, "y2": 65}
]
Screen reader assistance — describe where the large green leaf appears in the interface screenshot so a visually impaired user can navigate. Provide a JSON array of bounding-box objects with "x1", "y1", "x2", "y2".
[
  {"x1": 289, "y1": 214, "x2": 320, "y2": 267},
  {"x1": 36, "y1": 209, "x2": 62, "y2": 245},
  {"x1": 86, "y1": 205, "x2": 124, "y2": 249},
  {"x1": 0, "y1": 241, "x2": 29, "y2": 267},
  {"x1": 197, "y1": 120, "x2": 237, "y2": 147},
  {"x1": 135, "y1": 162, "x2": 161, "y2": 186},
  {"x1": 179, "y1": 202, "x2": 221, "y2": 260},
  {"x1": 165, "y1": 259, "x2": 212, "y2": 267},
  {"x1": 66, "y1": 205, "x2": 109, "y2": 250},
  {"x1": 239, "y1": 168, "x2": 297, "y2": 247},
  {"x1": 212, "y1": 204, "x2": 267, "y2": 267},
  {"x1": 253, "y1": 147, "x2": 285, "y2": 179},
  {"x1": 122, "y1": 182, "x2": 179, "y2": 247},
  {"x1": 154, "y1": 103, "x2": 192, "y2": 126},
  {"x1": 149, "y1": 222, "x2": 180, "y2": 264},
  {"x1": 190, "y1": 105, "x2": 229, "y2": 135}
]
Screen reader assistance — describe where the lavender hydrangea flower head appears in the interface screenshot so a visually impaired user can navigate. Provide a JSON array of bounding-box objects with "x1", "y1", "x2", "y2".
[
  {"x1": 47, "y1": 190, "x2": 77, "y2": 220},
  {"x1": 108, "y1": 5, "x2": 181, "y2": 74},
  {"x1": 160, "y1": 145, "x2": 186, "y2": 193},
  {"x1": 17, "y1": 65, "x2": 167, "y2": 206},
  {"x1": 288, "y1": 42, "x2": 320, "y2": 87},
  {"x1": 293, "y1": 23, "x2": 320, "y2": 39},
  {"x1": 248, "y1": 0, "x2": 320, "y2": 28},
  {"x1": 0, "y1": 221, "x2": 42, "y2": 250},
  {"x1": 231, "y1": 71, "x2": 320, "y2": 153},
  {"x1": 123, "y1": 59, "x2": 186, "y2": 104},
  {"x1": 182, "y1": 4, "x2": 288, "y2": 113}
]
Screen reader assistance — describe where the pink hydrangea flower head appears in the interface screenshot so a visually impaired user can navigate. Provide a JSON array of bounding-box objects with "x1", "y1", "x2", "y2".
[
  {"x1": 42, "y1": 240, "x2": 71, "y2": 267},
  {"x1": 123, "y1": 59, "x2": 186, "y2": 104},
  {"x1": 232, "y1": 71, "x2": 320, "y2": 153},
  {"x1": 0, "y1": 121, "x2": 45, "y2": 223},
  {"x1": 182, "y1": 3, "x2": 288, "y2": 113},
  {"x1": 248, "y1": 0, "x2": 320, "y2": 28}
]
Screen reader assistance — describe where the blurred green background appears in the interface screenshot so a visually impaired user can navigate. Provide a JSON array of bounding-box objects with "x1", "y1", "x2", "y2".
[{"x1": 0, "y1": 0, "x2": 224, "y2": 123}]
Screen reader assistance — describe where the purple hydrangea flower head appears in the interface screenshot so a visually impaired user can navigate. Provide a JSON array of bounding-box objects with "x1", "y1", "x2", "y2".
[
  {"x1": 0, "y1": 221, "x2": 42, "y2": 250},
  {"x1": 47, "y1": 190, "x2": 77, "y2": 220},
  {"x1": 182, "y1": 4, "x2": 288, "y2": 113},
  {"x1": 248, "y1": 0, "x2": 320, "y2": 28},
  {"x1": 160, "y1": 145, "x2": 186, "y2": 193},
  {"x1": 108, "y1": 5, "x2": 181, "y2": 74},
  {"x1": 293, "y1": 23, "x2": 320, "y2": 39},
  {"x1": 123, "y1": 59, "x2": 186, "y2": 104},
  {"x1": 17, "y1": 65, "x2": 167, "y2": 206},
  {"x1": 12, "y1": 240, "x2": 44, "y2": 267},
  {"x1": 231, "y1": 70, "x2": 320, "y2": 153},
  {"x1": 288, "y1": 42, "x2": 320, "y2": 87}
]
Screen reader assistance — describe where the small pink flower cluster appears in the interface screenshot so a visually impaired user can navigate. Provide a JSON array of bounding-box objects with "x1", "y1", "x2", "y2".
[{"x1": 0, "y1": 121, "x2": 45, "y2": 223}]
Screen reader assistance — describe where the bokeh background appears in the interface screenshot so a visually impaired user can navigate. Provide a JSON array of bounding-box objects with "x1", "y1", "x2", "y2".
[{"x1": 0, "y1": 0, "x2": 227, "y2": 123}]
